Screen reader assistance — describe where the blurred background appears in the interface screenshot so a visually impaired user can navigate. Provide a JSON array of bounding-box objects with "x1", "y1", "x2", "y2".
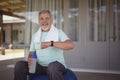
[{"x1": 0, "y1": 0, "x2": 120, "y2": 80}]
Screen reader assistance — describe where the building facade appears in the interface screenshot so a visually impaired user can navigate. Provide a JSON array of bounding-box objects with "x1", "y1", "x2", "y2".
[{"x1": 0, "y1": 0, "x2": 120, "y2": 75}]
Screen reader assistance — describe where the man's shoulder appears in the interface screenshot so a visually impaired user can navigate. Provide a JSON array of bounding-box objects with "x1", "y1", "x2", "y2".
[
  {"x1": 57, "y1": 28, "x2": 64, "y2": 33},
  {"x1": 31, "y1": 33, "x2": 36, "y2": 39}
]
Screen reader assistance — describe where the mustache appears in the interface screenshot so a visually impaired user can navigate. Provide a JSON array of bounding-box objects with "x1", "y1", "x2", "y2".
[{"x1": 42, "y1": 23, "x2": 48, "y2": 26}]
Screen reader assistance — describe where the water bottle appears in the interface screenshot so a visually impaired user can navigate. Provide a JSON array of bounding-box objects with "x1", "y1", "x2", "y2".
[{"x1": 29, "y1": 53, "x2": 37, "y2": 73}]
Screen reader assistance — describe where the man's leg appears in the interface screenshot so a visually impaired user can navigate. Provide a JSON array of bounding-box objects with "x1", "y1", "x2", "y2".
[
  {"x1": 14, "y1": 61, "x2": 28, "y2": 80},
  {"x1": 14, "y1": 61, "x2": 46, "y2": 80},
  {"x1": 47, "y1": 61, "x2": 67, "y2": 80}
]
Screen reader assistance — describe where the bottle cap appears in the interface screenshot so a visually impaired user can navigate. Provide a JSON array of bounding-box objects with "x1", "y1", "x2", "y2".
[{"x1": 31, "y1": 54, "x2": 37, "y2": 58}]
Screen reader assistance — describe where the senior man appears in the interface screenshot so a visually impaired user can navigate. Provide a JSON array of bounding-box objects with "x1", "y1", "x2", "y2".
[{"x1": 14, "y1": 10, "x2": 74, "y2": 80}]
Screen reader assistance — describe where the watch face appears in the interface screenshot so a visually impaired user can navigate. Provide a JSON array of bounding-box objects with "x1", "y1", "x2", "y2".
[{"x1": 51, "y1": 41, "x2": 54, "y2": 46}]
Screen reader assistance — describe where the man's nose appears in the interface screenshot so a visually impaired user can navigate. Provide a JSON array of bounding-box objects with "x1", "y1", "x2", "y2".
[{"x1": 42, "y1": 19, "x2": 47, "y2": 22}]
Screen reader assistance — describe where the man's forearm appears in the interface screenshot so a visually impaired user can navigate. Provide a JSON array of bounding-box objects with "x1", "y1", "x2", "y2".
[
  {"x1": 53, "y1": 40, "x2": 74, "y2": 50},
  {"x1": 41, "y1": 40, "x2": 74, "y2": 50}
]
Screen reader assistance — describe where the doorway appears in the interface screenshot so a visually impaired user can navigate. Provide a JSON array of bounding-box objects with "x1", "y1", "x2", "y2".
[{"x1": 86, "y1": 0, "x2": 120, "y2": 71}]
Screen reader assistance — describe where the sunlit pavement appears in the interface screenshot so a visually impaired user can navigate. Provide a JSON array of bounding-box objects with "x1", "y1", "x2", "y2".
[{"x1": 0, "y1": 49, "x2": 24, "y2": 61}]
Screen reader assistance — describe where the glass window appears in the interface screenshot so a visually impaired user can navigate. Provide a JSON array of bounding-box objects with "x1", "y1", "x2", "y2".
[
  {"x1": 12, "y1": 30, "x2": 18, "y2": 41},
  {"x1": 68, "y1": 0, "x2": 79, "y2": 41},
  {"x1": 113, "y1": 0, "x2": 120, "y2": 41},
  {"x1": 88, "y1": 0, "x2": 107, "y2": 41}
]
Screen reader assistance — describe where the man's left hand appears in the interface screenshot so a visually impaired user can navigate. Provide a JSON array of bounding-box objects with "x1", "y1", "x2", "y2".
[{"x1": 41, "y1": 42, "x2": 51, "y2": 49}]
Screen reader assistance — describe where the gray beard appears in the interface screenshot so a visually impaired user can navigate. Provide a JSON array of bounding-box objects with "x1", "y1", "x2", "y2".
[{"x1": 41, "y1": 26, "x2": 49, "y2": 31}]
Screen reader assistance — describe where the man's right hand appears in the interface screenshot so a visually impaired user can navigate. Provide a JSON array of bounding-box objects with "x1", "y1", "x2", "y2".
[
  {"x1": 28, "y1": 51, "x2": 35, "y2": 67},
  {"x1": 28, "y1": 57, "x2": 33, "y2": 68}
]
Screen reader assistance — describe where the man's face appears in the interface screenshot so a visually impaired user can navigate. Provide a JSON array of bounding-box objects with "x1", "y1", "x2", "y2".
[{"x1": 39, "y1": 13, "x2": 52, "y2": 31}]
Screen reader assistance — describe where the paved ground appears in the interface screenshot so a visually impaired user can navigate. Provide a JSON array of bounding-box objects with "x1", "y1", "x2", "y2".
[
  {"x1": 75, "y1": 71, "x2": 120, "y2": 80},
  {"x1": 0, "y1": 49, "x2": 24, "y2": 60},
  {"x1": 0, "y1": 49, "x2": 120, "y2": 80},
  {"x1": 0, "y1": 49, "x2": 24, "y2": 80}
]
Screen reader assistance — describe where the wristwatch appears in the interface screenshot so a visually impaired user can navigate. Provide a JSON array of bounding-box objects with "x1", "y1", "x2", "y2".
[{"x1": 51, "y1": 41, "x2": 54, "y2": 46}]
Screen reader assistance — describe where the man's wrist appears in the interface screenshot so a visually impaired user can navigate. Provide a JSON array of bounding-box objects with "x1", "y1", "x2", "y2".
[
  {"x1": 50, "y1": 41, "x2": 54, "y2": 46},
  {"x1": 28, "y1": 51, "x2": 35, "y2": 58}
]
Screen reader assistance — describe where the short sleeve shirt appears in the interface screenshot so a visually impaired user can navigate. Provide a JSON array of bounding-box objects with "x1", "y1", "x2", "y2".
[{"x1": 30, "y1": 29, "x2": 69, "y2": 67}]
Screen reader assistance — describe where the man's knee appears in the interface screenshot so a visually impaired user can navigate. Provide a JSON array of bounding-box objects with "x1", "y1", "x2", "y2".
[
  {"x1": 47, "y1": 61, "x2": 66, "y2": 73},
  {"x1": 48, "y1": 61, "x2": 57, "y2": 71},
  {"x1": 14, "y1": 61, "x2": 28, "y2": 72}
]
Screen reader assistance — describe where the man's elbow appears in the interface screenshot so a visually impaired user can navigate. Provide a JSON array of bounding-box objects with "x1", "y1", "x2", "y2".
[
  {"x1": 69, "y1": 42, "x2": 74, "y2": 49},
  {"x1": 67, "y1": 40, "x2": 74, "y2": 49},
  {"x1": 65, "y1": 40, "x2": 74, "y2": 50}
]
